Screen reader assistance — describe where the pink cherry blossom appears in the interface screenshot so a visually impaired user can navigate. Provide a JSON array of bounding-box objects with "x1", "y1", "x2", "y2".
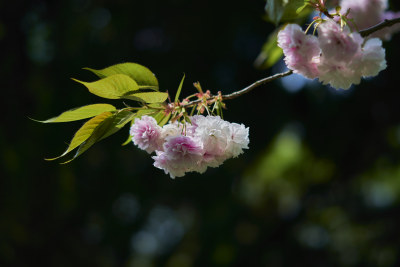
[
  {"x1": 153, "y1": 135, "x2": 205, "y2": 178},
  {"x1": 278, "y1": 19, "x2": 387, "y2": 90},
  {"x1": 339, "y1": 0, "x2": 400, "y2": 40},
  {"x1": 160, "y1": 121, "x2": 183, "y2": 141},
  {"x1": 317, "y1": 20, "x2": 362, "y2": 62},
  {"x1": 132, "y1": 115, "x2": 250, "y2": 178},
  {"x1": 163, "y1": 135, "x2": 203, "y2": 162},
  {"x1": 360, "y1": 38, "x2": 387, "y2": 77},
  {"x1": 317, "y1": 55, "x2": 363, "y2": 89},
  {"x1": 194, "y1": 116, "x2": 230, "y2": 157},
  {"x1": 226, "y1": 122, "x2": 250, "y2": 158},
  {"x1": 340, "y1": 0, "x2": 386, "y2": 31},
  {"x1": 131, "y1": 115, "x2": 249, "y2": 178},
  {"x1": 130, "y1": 115, "x2": 163, "y2": 153},
  {"x1": 277, "y1": 24, "x2": 320, "y2": 79},
  {"x1": 153, "y1": 151, "x2": 187, "y2": 178}
]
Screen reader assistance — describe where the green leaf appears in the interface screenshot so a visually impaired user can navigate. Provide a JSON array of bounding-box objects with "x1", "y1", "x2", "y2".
[
  {"x1": 254, "y1": 28, "x2": 283, "y2": 69},
  {"x1": 72, "y1": 74, "x2": 140, "y2": 99},
  {"x1": 265, "y1": 0, "x2": 286, "y2": 25},
  {"x1": 158, "y1": 112, "x2": 171, "y2": 127},
  {"x1": 99, "y1": 110, "x2": 135, "y2": 141},
  {"x1": 121, "y1": 131, "x2": 133, "y2": 146},
  {"x1": 35, "y1": 104, "x2": 116, "y2": 123},
  {"x1": 84, "y1": 62, "x2": 159, "y2": 90},
  {"x1": 152, "y1": 110, "x2": 171, "y2": 126},
  {"x1": 62, "y1": 110, "x2": 135, "y2": 163},
  {"x1": 46, "y1": 111, "x2": 114, "y2": 161},
  {"x1": 265, "y1": 0, "x2": 310, "y2": 24},
  {"x1": 73, "y1": 74, "x2": 167, "y2": 103},
  {"x1": 296, "y1": 2, "x2": 308, "y2": 14},
  {"x1": 153, "y1": 110, "x2": 166, "y2": 124},
  {"x1": 174, "y1": 74, "x2": 185, "y2": 103},
  {"x1": 124, "y1": 92, "x2": 168, "y2": 103},
  {"x1": 281, "y1": 0, "x2": 311, "y2": 21},
  {"x1": 62, "y1": 117, "x2": 115, "y2": 164},
  {"x1": 136, "y1": 107, "x2": 161, "y2": 116}
]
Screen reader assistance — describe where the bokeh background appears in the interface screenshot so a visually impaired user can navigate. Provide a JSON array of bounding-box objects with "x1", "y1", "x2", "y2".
[{"x1": 2, "y1": 0, "x2": 400, "y2": 266}]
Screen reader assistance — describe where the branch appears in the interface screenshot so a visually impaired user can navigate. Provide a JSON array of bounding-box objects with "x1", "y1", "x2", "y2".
[
  {"x1": 360, "y1": 17, "x2": 400, "y2": 37},
  {"x1": 183, "y1": 17, "x2": 400, "y2": 108},
  {"x1": 222, "y1": 70, "x2": 293, "y2": 100},
  {"x1": 183, "y1": 70, "x2": 293, "y2": 107}
]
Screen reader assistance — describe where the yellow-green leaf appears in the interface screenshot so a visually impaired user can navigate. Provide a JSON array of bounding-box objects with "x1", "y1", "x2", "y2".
[
  {"x1": 281, "y1": 0, "x2": 311, "y2": 21},
  {"x1": 84, "y1": 62, "x2": 159, "y2": 90},
  {"x1": 296, "y1": 2, "x2": 308, "y2": 14},
  {"x1": 124, "y1": 92, "x2": 168, "y2": 103},
  {"x1": 121, "y1": 131, "x2": 133, "y2": 146},
  {"x1": 62, "y1": 110, "x2": 135, "y2": 163},
  {"x1": 136, "y1": 108, "x2": 160, "y2": 117},
  {"x1": 46, "y1": 111, "x2": 113, "y2": 161},
  {"x1": 254, "y1": 28, "x2": 283, "y2": 69},
  {"x1": 153, "y1": 110, "x2": 167, "y2": 124},
  {"x1": 265, "y1": 0, "x2": 310, "y2": 25},
  {"x1": 174, "y1": 74, "x2": 185, "y2": 103},
  {"x1": 265, "y1": 0, "x2": 286, "y2": 25},
  {"x1": 72, "y1": 74, "x2": 139, "y2": 99},
  {"x1": 158, "y1": 112, "x2": 171, "y2": 127},
  {"x1": 100, "y1": 110, "x2": 135, "y2": 140},
  {"x1": 35, "y1": 104, "x2": 116, "y2": 123}
]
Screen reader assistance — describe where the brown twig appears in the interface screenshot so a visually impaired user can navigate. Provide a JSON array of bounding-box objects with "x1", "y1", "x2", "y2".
[
  {"x1": 182, "y1": 17, "x2": 400, "y2": 108},
  {"x1": 360, "y1": 17, "x2": 400, "y2": 37},
  {"x1": 183, "y1": 70, "x2": 293, "y2": 108},
  {"x1": 222, "y1": 70, "x2": 293, "y2": 100}
]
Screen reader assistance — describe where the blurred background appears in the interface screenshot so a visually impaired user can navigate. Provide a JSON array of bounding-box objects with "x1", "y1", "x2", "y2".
[{"x1": 2, "y1": 0, "x2": 400, "y2": 266}]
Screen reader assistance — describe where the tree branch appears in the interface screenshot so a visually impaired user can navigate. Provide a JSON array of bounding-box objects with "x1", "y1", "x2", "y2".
[
  {"x1": 183, "y1": 70, "x2": 293, "y2": 107},
  {"x1": 222, "y1": 70, "x2": 293, "y2": 100},
  {"x1": 359, "y1": 17, "x2": 400, "y2": 37},
  {"x1": 183, "y1": 17, "x2": 400, "y2": 108}
]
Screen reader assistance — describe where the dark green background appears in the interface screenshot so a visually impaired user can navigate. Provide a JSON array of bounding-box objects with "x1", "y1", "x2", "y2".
[{"x1": 2, "y1": 0, "x2": 400, "y2": 266}]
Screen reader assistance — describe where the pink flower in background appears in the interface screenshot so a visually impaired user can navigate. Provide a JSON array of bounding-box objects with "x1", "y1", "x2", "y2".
[
  {"x1": 360, "y1": 38, "x2": 387, "y2": 77},
  {"x1": 130, "y1": 115, "x2": 163, "y2": 153},
  {"x1": 317, "y1": 56, "x2": 363, "y2": 89},
  {"x1": 278, "y1": 19, "x2": 387, "y2": 89},
  {"x1": 340, "y1": 0, "x2": 386, "y2": 30},
  {"x1": 277, "y1": 24, "x2": 320, "y2": 79},
  {"x1": 339, "y1": 0, "x2": 400, "y2": 40},
  {"x1": 317, "y1": 20, "x2": 362, "y2": 62},
  {"x1": 379, "y1": 11, "x2": 400, "y2": 40},
  {"x1": 316, "y1": 21, "x2": 365, "y2": 89}
]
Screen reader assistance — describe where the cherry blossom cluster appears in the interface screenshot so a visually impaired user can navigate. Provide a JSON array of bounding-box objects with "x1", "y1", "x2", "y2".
[
  {"x1": 339, "y1": 0, "x2": 400, "y2": 40},
  {"x1": 130, "y1": 115, "x2": 249, "y2": 178},
  {"x1": 277, "y1": 19, "x2": 387, "y2": 89}
]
